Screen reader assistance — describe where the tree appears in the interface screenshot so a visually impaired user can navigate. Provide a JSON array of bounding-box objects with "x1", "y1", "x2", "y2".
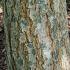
[{"x1": 2, "y1": 0, "x2": 70, "y2": 70}]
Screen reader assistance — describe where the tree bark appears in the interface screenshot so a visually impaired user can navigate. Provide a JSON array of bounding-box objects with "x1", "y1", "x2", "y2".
[{"x1": 3, "y1": 0, "x2": 70, "y2": 70}]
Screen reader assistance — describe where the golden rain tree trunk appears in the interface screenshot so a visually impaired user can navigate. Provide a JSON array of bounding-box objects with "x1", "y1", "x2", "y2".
[{"x1": 2, "y1": 0, "x2": 70, "y2": 70}]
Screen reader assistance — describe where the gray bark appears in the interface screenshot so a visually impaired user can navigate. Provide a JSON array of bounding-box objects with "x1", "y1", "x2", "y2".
[{"x1": 2, "y1": 0, "x2": 70, "y2": 70}]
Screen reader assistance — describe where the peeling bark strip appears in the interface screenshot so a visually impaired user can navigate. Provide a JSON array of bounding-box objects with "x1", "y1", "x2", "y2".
[
  {"x1": 33, "y1": 34, "x2": 44, "y2": 70},
  {"x1": 2, "y1": 0, "x2": 70, "y2": 70},
  {"x1": 48, "y1": 0, "x2": 53, "y2": 10},
  {"x1": 21, "y1": 42, "x2": 29, "y2": 70}
]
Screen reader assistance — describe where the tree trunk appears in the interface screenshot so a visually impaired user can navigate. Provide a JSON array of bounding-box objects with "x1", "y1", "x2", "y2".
[{"x1": 3, "y1": 0, "x2": 70, "y2": 70}]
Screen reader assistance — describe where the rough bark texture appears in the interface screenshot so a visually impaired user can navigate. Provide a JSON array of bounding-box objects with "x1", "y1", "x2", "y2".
[{"x1": 2, "y1": 0, "x2": 70, "y2": 70}]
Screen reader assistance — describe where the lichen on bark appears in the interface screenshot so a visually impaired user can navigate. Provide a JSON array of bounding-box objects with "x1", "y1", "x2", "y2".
[{"x1": 2, "y1": 0, "x2": 70, "y2": 70}]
